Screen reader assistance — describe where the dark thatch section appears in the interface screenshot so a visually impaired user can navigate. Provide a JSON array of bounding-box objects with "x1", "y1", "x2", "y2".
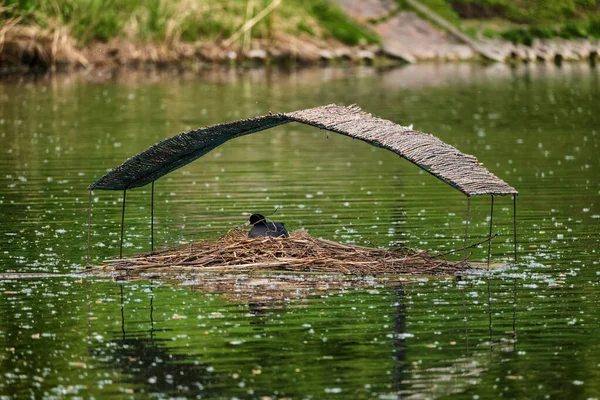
[
  {"x1": 89, "y1": 104, "x2": 517, "y2": 196},
  {"x1": 97, "y1": 229, "x2": 467, "y2": 275},
  {"x1": 90, "y1": 115, "x2": 289, "y2": 191}
]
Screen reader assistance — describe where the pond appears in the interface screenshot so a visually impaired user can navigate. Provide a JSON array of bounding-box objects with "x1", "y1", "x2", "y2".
[{"x1": 0, "y1": 63, "x2": 598, "y2": 399}]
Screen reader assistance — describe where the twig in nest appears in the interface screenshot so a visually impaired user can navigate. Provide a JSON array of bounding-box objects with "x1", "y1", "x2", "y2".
[{"x1": 97, "y1": 228, "x2": 468, "y2": 275}]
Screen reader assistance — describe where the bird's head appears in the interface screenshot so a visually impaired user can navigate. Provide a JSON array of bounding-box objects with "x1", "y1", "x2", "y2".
[{"x1": 246, "y1": 214, "x2": 266, "y2": 226}]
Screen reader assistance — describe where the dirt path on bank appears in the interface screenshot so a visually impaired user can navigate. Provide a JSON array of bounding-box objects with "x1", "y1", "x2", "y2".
[{"x1": 334, "y1": 0, "x2": 474, "y2": 62}]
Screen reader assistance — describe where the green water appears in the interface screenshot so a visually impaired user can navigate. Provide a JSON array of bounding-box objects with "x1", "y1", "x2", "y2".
[{"x1": 0, "y1": 63, "x2": 599, "y2": 399}]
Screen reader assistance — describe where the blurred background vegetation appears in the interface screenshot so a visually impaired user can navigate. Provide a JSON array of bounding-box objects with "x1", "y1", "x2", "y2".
[
  {"x1": 1, "y1": 0, "x2": 599, "y2": 48},
  {"x1": 0, "y1": 0, "x2": 380, "y2": 46},
  {"x1": 405, "y1": 0, "x2": 600, "y2": 44}
]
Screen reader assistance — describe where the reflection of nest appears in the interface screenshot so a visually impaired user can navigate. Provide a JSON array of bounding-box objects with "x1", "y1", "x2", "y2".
[
  {"x1": 99, "y1": 228, "x2": 466, "y2": 275},
  {"x1": 187, "y1": 273, "x2": 399, "y2": 307}
]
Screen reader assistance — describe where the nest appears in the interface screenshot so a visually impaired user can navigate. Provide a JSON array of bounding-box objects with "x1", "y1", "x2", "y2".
[{"x1": 99, "y1": 228, "x2": 467, "y2": 276}]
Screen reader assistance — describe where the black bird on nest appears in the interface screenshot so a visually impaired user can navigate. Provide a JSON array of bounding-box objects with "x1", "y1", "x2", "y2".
[{"x1": 246, "y1": 214, "x2": 289, "y2": 238}]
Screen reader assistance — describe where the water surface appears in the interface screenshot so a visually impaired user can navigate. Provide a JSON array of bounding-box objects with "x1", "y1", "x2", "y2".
[{"x1": 0, "y1": 63, "x2": 599, "y2": 399}]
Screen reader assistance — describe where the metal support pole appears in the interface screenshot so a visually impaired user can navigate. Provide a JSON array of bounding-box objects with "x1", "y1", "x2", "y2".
[
  {"x1": 87, "y1": 190, "x2": 93, "y2": 267},
  {"x1": 151, "y1": 181, "x2": 155, "y2": 252},
  {"x1": 487, "y1": 195, "x2": 494, "y2": 269},
  {"x1": 463, "y1": 196, "x2": 471, "y2": 261},
  {"x1": 120, "y1": 189, "x2": 127, "y2": 259}
]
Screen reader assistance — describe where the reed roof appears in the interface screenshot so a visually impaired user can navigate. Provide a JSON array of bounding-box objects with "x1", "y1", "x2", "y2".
[{"x1": 89, "y1": 104, "x2": 517, "y2": 196}]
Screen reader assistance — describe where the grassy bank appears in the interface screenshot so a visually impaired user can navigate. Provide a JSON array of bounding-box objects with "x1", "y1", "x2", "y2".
[
  {"x1": 402, "y1": 0, "x2": 600, "y2": 44},
  {"x1": 2, "y1": 0, "x2": 598, "y2": 72},
  {"x1": 1, "y1": 0, "x2": 379, "y2": 46},
  {"x1": 0, "y1": 0, "x2": 380, "y2": 71}
]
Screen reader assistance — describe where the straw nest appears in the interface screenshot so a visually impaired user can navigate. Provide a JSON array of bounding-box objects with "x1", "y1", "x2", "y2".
[{"x1": 99, "y1": 228, "x2": 467, "y2": 275}]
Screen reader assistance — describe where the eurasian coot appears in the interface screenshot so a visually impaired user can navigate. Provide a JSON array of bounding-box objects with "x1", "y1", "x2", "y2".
[{"x1": 246, "y1": 214, "x2": 289, "y2": 238}]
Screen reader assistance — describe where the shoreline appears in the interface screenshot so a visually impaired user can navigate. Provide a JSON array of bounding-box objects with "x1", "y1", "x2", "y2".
[
  {"x1": 0, "y1": 40, "x2": 600, "y2": 76},
  {"x1": 2, "y1": 0, "x2": 599, "y2": 76},
  {"x1": 1, "y1": 33, "x2": 598, "y2": 77},
  {"x1": 2, "y1": 62, "x2": 596, "y2": 89}
]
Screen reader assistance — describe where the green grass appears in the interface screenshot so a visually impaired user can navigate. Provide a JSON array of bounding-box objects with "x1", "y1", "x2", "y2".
[
  {"x1": 302, "y1": 1, "x2": 381, "y2": 46},
  {"x1": 397, "y1": 0, "x2": 462, "y2": 25},
  {"x1": 1, "y1": 0, "x2": 380, "y2": 46},
  {"x1": 499, "y1": 17, "x2": 600, "y2": 45},
  {"x1": 4, "y1": 0, "x2": 596, "y2": 50},
  {"x1": 397, "y1": 0, "x2": 600, "y2": 44},
  {"x1": 438, "y1": 0, "x2": 598, "y2": 24}
]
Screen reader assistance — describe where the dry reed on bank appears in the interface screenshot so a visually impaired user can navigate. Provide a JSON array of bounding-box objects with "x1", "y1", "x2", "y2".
[
  {"x1": 0, "y1": 23, "x2": 88, "y2": 69},
  {"x1": 99, "y1": 228, "x2": 467, "y2": 275}
]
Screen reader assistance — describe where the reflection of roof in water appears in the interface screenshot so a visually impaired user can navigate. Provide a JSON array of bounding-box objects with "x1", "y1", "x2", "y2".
[{"x1": 89, "y1": 104, "x2": 517, "y2": 196}]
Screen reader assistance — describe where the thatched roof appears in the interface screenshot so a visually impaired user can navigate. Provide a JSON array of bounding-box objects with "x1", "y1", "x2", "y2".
[{"x1": 89, "y1": 104, "x2": 517, "y2": 196}]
